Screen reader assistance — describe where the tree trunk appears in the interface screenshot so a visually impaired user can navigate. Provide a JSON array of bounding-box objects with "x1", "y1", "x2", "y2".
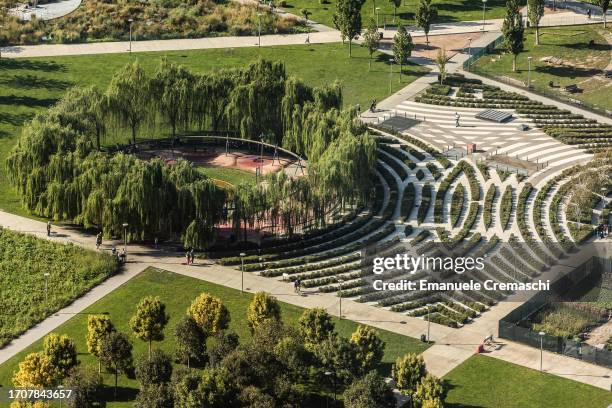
[
  {"x1": 605, "y1": 13, "x2": 607, "y2": 29},
  {"x1": 148, "y1": 339, "x2": 152, "y2": 360},
  {"x1": 98, "y1": 360, "x2": 101, "y2": 374},
  {"x1": 369, "y1": 58, "x2": 372, "y2": 71},
  {"x1": 535, "y1": 25, "x2": 540, "y2": 45},
  {"x1": 187, "y1": 355, "x2": 190, "y2": 369},
  {"x1": 512, "y1": 54, "x2": 517, "y2": 72},
  {"x1": 114, "y1": 367, "x2": 118, "y2": 397},
  {"x1": 348, "y1": 39, "x2": 352, "y2": 57},
  {"x1": 131, "y1": 126, "x2": 136, "y2": 145},
  {"x1": 399, "y1": 62, "x2": 402, "y2": 82},
  {"x1": 425, "y1": 32, "x2": 429, "y2": 45},
  {"x1": 96, "y1": 130, "x2": 101, "y2": 151}
]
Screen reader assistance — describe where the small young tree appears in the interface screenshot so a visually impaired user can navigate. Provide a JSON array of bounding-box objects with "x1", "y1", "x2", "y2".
[
  {"x1": 333, "y1": 0, "x2": 365, "y2": 57},
  {"x1": 208, "y1": 331, "x2": 240, "y2": 367},
  {"x1": 87, "y1": 314, "x2": 115, "y2": 373},
  {"x1": 99, "y1": 332, "x2": 134, "y2": 397},
  {"x1": 65, "y1": 366, "x2": 103, "y2": 408},
  {"x1": 174, "y1": 315, "x2": 206, "y2": 368},
  {"x1": 392, "y1": 353, "x2": 426, "y2": 395},
  {"x1": 12, "y1": 352, "x2": 57, "y2": 388},
  {"x1": 299, "y1": 308, "x2": 335, "y2": 348},
  {"x1": 135, "y1": 349, "x2": 173, "y2": 387},
  {"x1": 247, "y1": 291, "x2": 282, "y2": 332},
  {"x1": 350, "y1": 325, "x2": 385, "y2": 375},
  {"x1": 301, "y1": 8, "x2": 311, "y2": 21},
  {"x1": 527, "y1": 0, "x2": 545, "y2": 45},
  {"x1": 502, "y1": 0, "x2": 525, "y2": 72},
  {"x1": 187, "y1": 293, "x2": 230, "y2": 336},
  {"x1": 596, "y1": 0, "x2": 609, "y2": 28},
  {"x1": 343, "y1": 371, "x2": 396, "y2": 408},
  {"x1": 435, "y1": 47, "x2": 448, "y2": 84},
  {"x1": 362, "y1": 19, "x2": 380, "y2": 71},
  {"x1": 414, "y1": 374, "x2": 446, "y2": 408},
  {"x1": 134, "y1": 384, "x2": 174, "y2": 408},
  {"x1": 129, "y1": 296, "x2": 169, "y2": 359},
  {"x1": 314, "y1": 336, "x2": 360, "y2": 386},
  {"x1": 393, "y1": 24, "x2": 414, "y2": 82},
  {"x1": 415, "y1": 0, "x2": 438, "y2": 44},
  {"x1": 42, "y1": 333, "x2": 78, "y2": 379}
]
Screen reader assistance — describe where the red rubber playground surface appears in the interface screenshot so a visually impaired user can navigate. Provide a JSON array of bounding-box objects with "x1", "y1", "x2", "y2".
[{"x1": 139, "y1": 146, "x2": 295, "y2": 175}]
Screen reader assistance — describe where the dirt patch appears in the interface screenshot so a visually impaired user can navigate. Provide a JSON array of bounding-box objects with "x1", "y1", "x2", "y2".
[
  {"x1": 380, "y1": 32, "x2": 484, "y2": 60},
  {"x1": 584, "y1": 319, "x2": 612, "y2": 347}
]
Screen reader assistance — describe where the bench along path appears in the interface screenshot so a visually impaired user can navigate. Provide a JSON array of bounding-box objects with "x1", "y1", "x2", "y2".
[{"x1": 0, "y1": 209, "x2": 611, "y2": 389}]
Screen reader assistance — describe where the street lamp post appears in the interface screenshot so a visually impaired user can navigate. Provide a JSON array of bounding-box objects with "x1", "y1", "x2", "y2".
[
  {"x1": 389, "y1": 58, "x2": 394, "y2": 94},
  {"x1": 527, "y1": 56, "x2": 533, "y2": 89},
  {"x1": 338, "y1": 278, "x2": 344, "y2": 318},
  {"x1": 257, "y1": 13, "x2": 262, "y2": 47},
  {"x1": 481, "y1": 0, "x2": 487, "y2": 31},
  {"x1": 376, "y1": 7, "x2": 381, "y2": 29},
  {"x1": 240, "y1": 253, "x2": 246, "y2": 293},
  {"x1": 539, "y1": 331, "x2": 545, "y2": 371},
  {"x1": 122, "y1": 223, "x2": 128, "y2": 252},
  {"x1": 467, "y1": 37, "x2": 472, "y2": 71},
  {"x1": 426, "y1": 303, "x2": 432, "y2": 342},
  {"x1": 44, "y1": 273, "x2": 50, "y2": 302},
  {"x1": 128, "y1": 18, "x2": 134, "y2": 53}
]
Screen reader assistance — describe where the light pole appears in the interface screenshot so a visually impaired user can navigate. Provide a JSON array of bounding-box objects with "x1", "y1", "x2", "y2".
[
  {"x1": 44, "y1": 273, "x2": 50, "y2": 302},
  {"x1": 527, "y1": 56, "x2": 533, "y2": 89},
  {"x1": 128, "y1": 18, "x2": 134, "y2": 53},
  {"x1": 338, "y1": 278, "x2": 344, "y2": 318},
  {"x1": 481, "y1": 0, "x2": 487, "y2": 31},
  {"x1": 467, "y1": 37, "x2": 472, "y2": 71},
  {"x1": 426, "y1": 303, "x2": 432, "y2": 342},
  {"x1": 122, "y1": 223, "x2": 128, "y2": 252},
  {"x1": 538, "y1": 331, "x2": 545, "y2": 371},
  {"x1": 257, "y1": 12, "x2": 262, "y2": 47},
  {"x1": 389, "y1": 58, "x2": 394, "y2": 94},
  {"x1": 376, "y1": 7, "x2": 381, "y2": 29},
  {"x1": 240, "y1": 253, "x2": 246, "y2": 293}
]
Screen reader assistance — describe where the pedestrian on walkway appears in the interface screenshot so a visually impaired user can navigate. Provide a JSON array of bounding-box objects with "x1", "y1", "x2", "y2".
[
  {"x1": 296, "y1": 278, "x2": 302, "y2": 295},
  {"x1": 189, "y1": 248, "x2": 195, "y2": 265},
  {"x1": 293, "y1": 279, "x2": 299, "y2": 293},
  {"x1": 111, "y1": 246, "x2": 117, "y2": 260},
  {"x1": 186, "y1": 249, "x2": 191, "y2": 265},
  {"x1": 96, "y1": 232, "x2": 102, "y2": 250},
  {"x1": 587, "y1": 9, "x2": 591, "y2": 19},
  {"x1": 46, "y1": 221, "x2": 51, "y2": 236},
  {"x1": 305, "y1": 33, "x2": 310, "y2": 45},
  {"x1": 120, "y1": 248, "x2": 127, "y2": 264},
  {"x1": 455, "y1": 112, "x2": 460, "y2": 127}
]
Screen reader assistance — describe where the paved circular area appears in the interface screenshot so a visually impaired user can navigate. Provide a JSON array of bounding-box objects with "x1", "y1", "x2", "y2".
[{"x1": 9, "y1": 0, "x2": 81, "y2": 21}]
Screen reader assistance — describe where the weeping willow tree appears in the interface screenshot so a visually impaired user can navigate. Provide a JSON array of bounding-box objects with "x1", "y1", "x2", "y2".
[{"x1": 7, "y1": 57, "x2": 376, "y2": 247}]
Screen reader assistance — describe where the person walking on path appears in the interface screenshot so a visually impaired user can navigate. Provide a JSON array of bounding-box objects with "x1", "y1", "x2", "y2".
[
  {"x1": 185, "y1": 249, "x2": 191, "y2": 265},
  {"x1": 189, "y1": 248, "x2": 195, "y2": 265},
  {"x1": 46, "y1": 221, "x2": 51, "y2": 237},
  {"x1": 294, "y1": 279, "x2": 299, "y2": 293},
  {"x1": 455, "y1": 112, "x2": 460, "y2": 127},
  {"x1": 95, "y1": 232, "x2": 102, "y2": 250}
]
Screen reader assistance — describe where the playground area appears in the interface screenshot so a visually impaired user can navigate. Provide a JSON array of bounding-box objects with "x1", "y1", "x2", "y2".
[{"x1": 137, "y1": 143, "x2": 303, "y2": 178}]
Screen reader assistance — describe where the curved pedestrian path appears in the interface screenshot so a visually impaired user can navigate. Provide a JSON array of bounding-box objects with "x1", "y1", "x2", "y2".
[{"x1": 9, "y1": 0, "x2": 81, "y2": 21}]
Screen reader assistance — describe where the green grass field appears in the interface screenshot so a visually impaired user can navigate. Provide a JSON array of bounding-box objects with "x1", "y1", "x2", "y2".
[
  {"x1": 283, "y1": 0, "x2": 511, "y2": 28},
  {"x1": 198, "y1": 167, "x2": 256, "y2": 186},
  {"x1": 444, "y1": 354, "x2": 612, "y2": 408},
  {"x1": 471, "y1": 25, "x2": 612, "y2": 112},
  {"x1": 0, "y1": 43, "x2": 427, "y2": 217},
  {"x1": 0, "y1": 268, "x2": 429, "y2": 407}
]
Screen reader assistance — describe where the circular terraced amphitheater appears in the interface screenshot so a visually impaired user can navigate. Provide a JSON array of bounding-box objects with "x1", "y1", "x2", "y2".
[{"x1": 212, "y1": 74, "x2": 611, "y2": 329}]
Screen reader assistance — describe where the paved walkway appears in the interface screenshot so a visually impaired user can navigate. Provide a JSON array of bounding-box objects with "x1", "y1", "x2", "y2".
[
  {"x1": 0, "y1": 209, "x2": 610, "y2": 390},
  {"x1": 9, "y1": 0, "x2": 81, "y2": 21}
]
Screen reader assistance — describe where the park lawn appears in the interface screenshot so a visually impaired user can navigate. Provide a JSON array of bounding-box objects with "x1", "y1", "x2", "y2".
[
  {"x1": 444, "y1": 354, "x2": 612, "y2": 408},
  {"x1": 198, "y1": 167, "x2": 256, "y2": 186},
  {"x1": 0, "y1": 267, "x2": 429, "y2": 407},
  {"x1": 0, "y1": 42, "x2": 427, "y2": 217},
  {"x1": 471, "y1": 24, "x2": 612, "y2": 112},
  {"x1": 282, "y1": 0, "x2": 511, "y2": 28}
]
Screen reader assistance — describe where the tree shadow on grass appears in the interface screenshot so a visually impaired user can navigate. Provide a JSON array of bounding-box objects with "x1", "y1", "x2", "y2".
[
  {"x1": 534, "y1": 65, "x2": 602, "y2": 79},
  {"x1": 0, "y1": 58, "x2": 66, "y2": 73},
  {"x1": 0, "y1": 74, "x2": 73, "y2": 90},
  {"x1": 0, "y1": 94, "x2": 57, "y2": 108},
  {"x1": 562, "y1": 42, "x2": 611, "y2": 52},
  {"x1": 0, "y1": 111, "x2": 35, "y2": 127},
  {"x1": 101, "y1": 384, "x2": 139, "y2": 403}
]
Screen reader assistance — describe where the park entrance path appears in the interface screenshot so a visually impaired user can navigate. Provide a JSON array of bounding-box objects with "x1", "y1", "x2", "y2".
[{"x1": 1, "y1": 210, "x2": 611, "y2": 390}]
